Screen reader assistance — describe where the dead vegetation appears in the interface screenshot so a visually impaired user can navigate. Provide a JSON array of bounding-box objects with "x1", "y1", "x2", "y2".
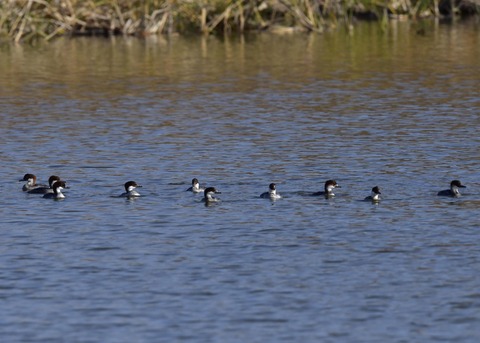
[{"x1": 0, "y1": 0, "x2": 478, "y2": 42}]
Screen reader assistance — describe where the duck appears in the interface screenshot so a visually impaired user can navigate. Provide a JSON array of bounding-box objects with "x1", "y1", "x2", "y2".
[
  {"x1": 19, "y1": 173, "x2": 46, "y2": 192},
  {"x1": 260, "y1": 183, "x2": 282, "y2": 200},
  {"x1": 120, "y1": 181, "x2": 142, "y2": 197},
  {"x1": 312, "y1": 180, "x2": 341, "y2": 198},
  {"x1": 42, "y1": 181, "x2": 67, "y2": 199},
  {"x1": 437, "y1": 180, "x2": 466, "y2": 197},
  {"x1": 186, "y1": 178, "x2": 204, "y2": 193},
  {"x1": 202, "y1": 187, "x2": 221, "y2": 203},
  {"x1": 364, "y1": 186, "x2": 381, "y2": 202}
]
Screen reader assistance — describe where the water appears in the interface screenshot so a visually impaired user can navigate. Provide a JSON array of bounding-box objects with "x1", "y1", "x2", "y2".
[{"x1": 1, "y1": 20, "x2": 480, "y2": 342}]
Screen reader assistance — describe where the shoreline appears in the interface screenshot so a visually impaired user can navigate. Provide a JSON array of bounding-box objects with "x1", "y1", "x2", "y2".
[{"x1": 0, "y1": 0, "x2": 479, "y2": 43}]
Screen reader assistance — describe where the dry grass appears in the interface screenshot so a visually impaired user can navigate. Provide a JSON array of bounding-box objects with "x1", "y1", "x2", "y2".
[{"x1": 0, "y1": 0, "x2": 478, "y2": 42}]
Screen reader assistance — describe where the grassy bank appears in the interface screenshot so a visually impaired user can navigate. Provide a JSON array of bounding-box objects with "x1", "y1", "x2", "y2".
[{"x1": 0, "y1": 0, "x2": 478, "y2": 42}]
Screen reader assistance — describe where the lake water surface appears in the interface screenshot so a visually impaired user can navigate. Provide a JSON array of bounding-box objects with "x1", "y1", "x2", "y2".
[{"x1": 1, "y1": 20, "x2": 480, "y2": 342}]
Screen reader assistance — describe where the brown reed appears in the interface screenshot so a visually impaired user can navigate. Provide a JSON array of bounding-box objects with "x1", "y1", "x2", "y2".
[{"x1": 0, "y1": 0, "x2": 477, "y2": 43}]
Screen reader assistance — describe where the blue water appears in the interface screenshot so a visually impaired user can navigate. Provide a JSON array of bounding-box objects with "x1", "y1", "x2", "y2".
[{"x1": 1, "y1": 22, "x2": 480, "y2": 342}]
